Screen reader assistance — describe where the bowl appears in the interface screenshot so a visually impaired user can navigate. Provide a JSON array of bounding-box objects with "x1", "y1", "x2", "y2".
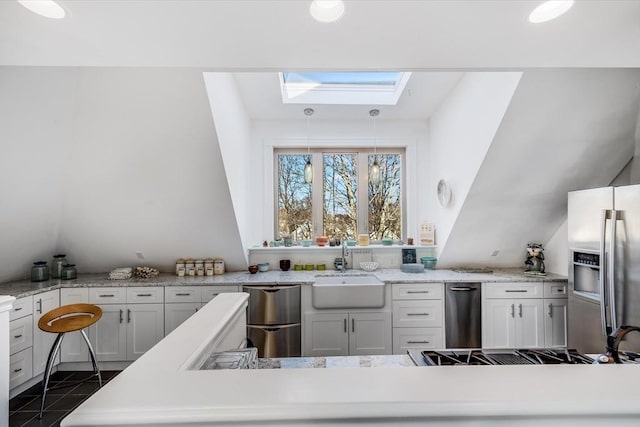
[
  {"x1": 316, "y1": 236, "x2": 329, "y2": 247},
  {"x1": 401, "y1": 263, "x2": 425, "y2": 273},
  {"x1": 346, "y1": 240, "x2": 356, "y2": 247},
  {"x1": 381, "y1": 238, "x2": 394, "y2": 246},
  {"x1": 360, "y1": 261, "x2": 379, "y2": 272},
  {"x1": 248, "y1": 265, "x2": 259, "y2": 274},
  {"x1": 301, "y1": 239, "x2": 313, "y2": 247},
  {"x1": 421, "y1": 257, "x2": 438, "y2": 270},
  {"x1": 257, "y1": 263, "x2": 270, "y2": 272}
]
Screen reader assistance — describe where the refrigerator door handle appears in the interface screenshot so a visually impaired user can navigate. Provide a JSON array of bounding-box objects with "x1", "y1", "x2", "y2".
[
  {"x1": 599, "y1": 209, "x2": 610, "y2": 335},
  {"x1": 609, "y1": 209, "x2": 619, "y2": 331}
]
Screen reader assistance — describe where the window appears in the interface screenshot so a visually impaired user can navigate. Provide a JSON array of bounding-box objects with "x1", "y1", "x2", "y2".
[
  {"x1": 279, "y1": 71, "x2": 412, "y2": 105},
  {"x1": 276, "y1": 148, "x2": 404, "y2": 242}
]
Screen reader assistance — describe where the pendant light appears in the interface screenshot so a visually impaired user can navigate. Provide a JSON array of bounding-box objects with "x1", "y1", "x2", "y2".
[
  {"x1": 304, "y1": 108, "x2": 314, "y2": 184},
  {"x1": 369, "y1": 109, "x2": 381, "y2": 185}
]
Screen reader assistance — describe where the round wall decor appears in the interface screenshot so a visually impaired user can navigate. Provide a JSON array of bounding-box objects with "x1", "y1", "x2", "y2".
[{"x1": 437, "y1": 179, "x2": 452, "y2": 207}]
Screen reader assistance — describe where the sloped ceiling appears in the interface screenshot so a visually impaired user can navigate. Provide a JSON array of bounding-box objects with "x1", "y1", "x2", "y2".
[{"x1": 438, "y1": 69, "x2": 640, "y2": 268}]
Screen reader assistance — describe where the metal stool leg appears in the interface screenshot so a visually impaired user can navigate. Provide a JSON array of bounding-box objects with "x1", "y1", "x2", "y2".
[
  {"x1": 81, "y1": 329, "x2": 102, "y2": 386},
  {"x1": 39, "y1": 332, "x2": 64, "y2": 419}
]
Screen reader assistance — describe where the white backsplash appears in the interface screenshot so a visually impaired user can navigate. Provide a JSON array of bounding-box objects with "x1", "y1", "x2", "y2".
[{"x1": 248, "y1": 246, "x2": 437, "y2": 272}]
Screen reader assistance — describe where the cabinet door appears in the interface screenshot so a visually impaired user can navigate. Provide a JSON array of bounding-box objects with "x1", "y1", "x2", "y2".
[
  {"x1": 126, "y1": 303, "x2": 164, "y2": 361},
  {"x1": 303, "y1": 312, "x2": 349, "y2": 357},
  {"x1": 349, "y1": 312, "x2": 392, "y2": 356},
  {"x1": 60, "y1": 288, "x2": 90, "y2": 362},
  {"x1": 544, "y1": 298, "x2": 568, "y2": 348},
  {"x1": 10, "y1": 315, "x2": 33, "y2": 356},
  {"x1": 89, "y1": 304, "x2": 127, "y2": 362},
  {"x1": 483, "y1": 299, "x2": 516, "y2": 349},
  {"x1": 201, "y1": 286, "x2": 240, "y2": 304},
  {"x1": 165, "y1": 303, "x2": 200, "y2": 335},
  {"x1": 515, "y1": 299, "x2": 545, "y2": 348},
  {"x1": 33, "y1": 290, "x2": 60, "y2": 376}
]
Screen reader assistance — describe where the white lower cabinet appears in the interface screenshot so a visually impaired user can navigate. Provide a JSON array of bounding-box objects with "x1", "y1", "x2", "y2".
[
  {"x1": 10, "y1": 348, "x2": 33, "y2": 389},
  {"x1": 126, "y1": 303, "x2": 164, "y2": 360},
  {"x1": 9, "y1": 295, "x2": 34, "y2": 389},
  {"x1": 483, "y1": 298, "x2": 544, "y2": 348},
  {"x1": 60, "y1": 288, "x2": 91, "y2": 362},
  {"x1": 304, "y1": 311, "x2": 391, "y2": 357},
  {"x1": 544, "y1": 298, "x2": 568, "y2": 348},
  {"x1": 165, "y1": 303, "x2": 200, "y2": 335},
  {"x1": 32, "y1": 290, "x2": 61, "y2": 376},
  {"x1": 391, "y1": 283, "x2": 444, "y2": 353},
  {"x1": 86, "y1": 287, "x2": 165, "y2": 362}
]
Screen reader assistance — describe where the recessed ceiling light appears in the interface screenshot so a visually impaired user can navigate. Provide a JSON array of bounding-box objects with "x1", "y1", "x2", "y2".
[
  {"x1": 529, "y1": 0, "x2": 574, "y2": 23},
  {"x1": 309, "y1": 0, "x2": 345, "y2": 23},
  {"x1": 18, "y1": 0, "x2": 66, "y2": 19}
]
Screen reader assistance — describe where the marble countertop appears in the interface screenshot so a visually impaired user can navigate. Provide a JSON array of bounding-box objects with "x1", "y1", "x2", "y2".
[
  {"x1": 257, "y1": 355, "x2": 414, "y2": 369},
  {"x1": 0, "y1": 268, "x2": 567, "y2": 298}
]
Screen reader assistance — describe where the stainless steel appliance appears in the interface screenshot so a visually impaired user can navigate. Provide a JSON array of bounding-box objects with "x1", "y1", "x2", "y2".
[
  {"x1": 444, "y1": 282, "x2": 481, "y2": 348},
  {"x1": 568, "y1": 185, "x2": 640, "y2": 353},
  {"x1": 408, "y1": 348, "x2": 595, "y2": 366},
  {"x1": 243, "y1": 284, "x2": 301, "y2": 357}
]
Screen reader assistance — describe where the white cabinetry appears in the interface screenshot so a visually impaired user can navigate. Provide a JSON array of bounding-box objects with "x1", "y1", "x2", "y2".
[
  {"x1": 60, "y1": 288, "x2": 90, "y2": 362},
  {"x1": 32, "y1": 290, "x2": 60, "y2": 376},
  {"x1": 304, "y1": 311, "x2": 391, "y2": 356},
  {"x1": 86, "y1": 287, "x2": 164, "y2": 362},
  {"x1": 482, "y1": 282, "x2": 567, "y2": 349},
  {"x1": 165, "y1": 286, "x2": 240, "y2": 334},
  {"x1": 543, "y1": 282, "x2": 568, "y2": 348},
  {"x1": 9, "y1": 296, "x2": 33, "y2": 389},
  {"x1": 391, "y1": 283, "x2": 444, "y2": 353}
]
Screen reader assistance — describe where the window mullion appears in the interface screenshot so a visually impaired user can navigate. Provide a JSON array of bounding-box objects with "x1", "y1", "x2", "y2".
[
  {"x1": 311, "y1": 151, "x2": 323, "y2": 237},
  {"x1": 357, "y1": 151, "x2": 369, "y2": 237}
]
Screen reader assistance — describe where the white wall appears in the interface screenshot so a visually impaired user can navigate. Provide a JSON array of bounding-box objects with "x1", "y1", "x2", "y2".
[
  {"x1": 54, "y1": 68, "x2": 246, "y2": 273},
  {"x1": 253, "y1": 119, "x2": 427, "y2": 244},
  {"x1": 425, "y1": 72, "x2": 522, "y2": 254},
  {"x1": 203, "y1": 73, "x2": 253, "y2": 263},
  {"x1": 544, "y1": 220, "x2": 568, "y2": 275},
  {"x1": 0, "y1": 68, "x2": 77, "y2": 282}
]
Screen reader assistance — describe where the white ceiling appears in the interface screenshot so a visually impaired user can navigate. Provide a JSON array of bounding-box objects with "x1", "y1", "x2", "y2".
[
  {"x1": 231, "y1": 72, "x2": 464, "y2": 120},
  {"x1": 0, "y1": 1, "x2": 638, "y2": 68}
]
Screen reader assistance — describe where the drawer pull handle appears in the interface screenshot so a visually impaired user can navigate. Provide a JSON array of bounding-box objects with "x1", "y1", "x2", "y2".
[
  {"x1": 14, "y1": 334, "x2": 23, "y2": 339},
  {"x1": 407, "y1": 313, "x2": 429, "y2": 316},
  {"x1": 407, "y1": 340, "x2": 430, "y2": 344},
  {"x1": 137, "y1": 294, "x2": 152, "y2": 297},
  {"x1": 407, "y1": 291, "x2": 429, "y2": 294},
  {"x1": 14, "y1": 307, "x2": 23, "y2": 311},
  {"x1": 99, "y1": 294, "x2": 115, "y2": 297},
  {"x1": 505, "y1": 290, "x2": 528, "y2": 293},
  {"x1": 175, "y1": 293, "x2": 191, "y2": 296},
  {"x1": 13, "y1": 368, "x2": 22, "y2": 373}
]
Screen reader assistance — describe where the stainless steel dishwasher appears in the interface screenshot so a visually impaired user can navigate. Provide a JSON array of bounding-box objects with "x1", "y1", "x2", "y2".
[
  {"x1": 243, "y1": 284, "x2": 301, "y2": 357},
  {"x1": 445, "y1": 282, "x2": 481, "y2": 348}
]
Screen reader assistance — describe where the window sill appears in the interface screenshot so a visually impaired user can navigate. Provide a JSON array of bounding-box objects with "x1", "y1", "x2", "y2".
[{"x1": 248, "y1": 244, "x2": 436, "y2": 253}]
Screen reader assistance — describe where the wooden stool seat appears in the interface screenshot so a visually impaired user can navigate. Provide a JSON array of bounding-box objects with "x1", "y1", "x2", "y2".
[
  {"x1": 37, "y1": 303, "x2": 103, "y2": 419},
  {"x1": 38, "y1": 303, "x2": 102, "y2": 333}
]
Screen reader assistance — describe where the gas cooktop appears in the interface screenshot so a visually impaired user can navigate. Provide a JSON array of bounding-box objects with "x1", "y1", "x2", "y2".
[{"x1": 408, "y1": 349, "x2": 595, "y2": 366}]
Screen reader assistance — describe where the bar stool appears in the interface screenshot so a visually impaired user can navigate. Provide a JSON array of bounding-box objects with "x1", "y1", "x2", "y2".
[{"x1": 37, "y1": 303, "x2": 103, "y2": 419}]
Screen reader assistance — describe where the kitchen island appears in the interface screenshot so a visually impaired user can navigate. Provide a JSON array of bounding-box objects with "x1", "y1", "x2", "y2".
[{"x1": 60, "y1": 292, "x2": 640, "y2": 426}]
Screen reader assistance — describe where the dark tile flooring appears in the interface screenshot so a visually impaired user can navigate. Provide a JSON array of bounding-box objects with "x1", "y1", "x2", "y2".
[{"x1": 9, "y1": 370, "x2": 120, "y2": 427}]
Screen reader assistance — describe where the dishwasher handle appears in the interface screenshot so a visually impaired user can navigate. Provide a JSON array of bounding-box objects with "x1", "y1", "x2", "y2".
[{"x1": 449, "y1": 287, "x2": 477, "y2": 291}]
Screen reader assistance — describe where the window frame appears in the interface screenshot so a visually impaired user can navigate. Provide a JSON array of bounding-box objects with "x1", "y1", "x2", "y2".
[{"x1": 274, "y1": 147, "x2": 406, "y2": 242}]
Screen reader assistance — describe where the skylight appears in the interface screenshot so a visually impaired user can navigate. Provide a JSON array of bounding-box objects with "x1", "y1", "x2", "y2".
[{"x1": 279, "y1": 71, "x2": 411, "y2": 105}]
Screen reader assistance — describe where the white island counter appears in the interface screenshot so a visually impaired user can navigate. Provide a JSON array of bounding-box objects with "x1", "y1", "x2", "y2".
[{"x1": 61, "y1": 293, "x2": 640, "y2": 426}]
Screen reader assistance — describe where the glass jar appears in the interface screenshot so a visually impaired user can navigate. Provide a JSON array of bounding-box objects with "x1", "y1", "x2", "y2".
[
  {"x1": 214, "y1": 258, "x2": 225, "y2": 275},
  {"x1": 51, "y1": 254, "x2": 67, "y2": 279},
  {"x1": 60, "y1": 264, "x2": 77, "y2": 280},
  {"x1": 31, "y1": 261, "x2": 49, "y2": 282}
]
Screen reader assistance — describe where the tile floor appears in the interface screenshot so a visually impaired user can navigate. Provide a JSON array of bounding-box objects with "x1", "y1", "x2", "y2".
[{"x1": 9, "y1": 370, "x2": 120, "y2": 427}]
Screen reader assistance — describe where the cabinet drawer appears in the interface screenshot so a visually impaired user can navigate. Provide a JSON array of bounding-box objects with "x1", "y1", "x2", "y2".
[
  {"x1": 392, "y1": 300, "x2": 442, "y2": 328},
  {"x1": 127, "y1": 287, "x2": 164, "y2": 303},
  {"x1": 484, "y1": 282, "x2": 543, "y2": 299},
  {"x1": 544, "y1": 282, "x2": 568, "y2": 298},
  {"x1": 393, "y1": 327, "x2": 443, "y2": 353},
  {"x1": 61, "y1": 287, "x2": 89, "y2": 304},
  {"x1": 89, "y1": 288, "x2": 127, "y2": 304},
  {"x1": 392, "y1": 283, "x2": 443, "y2": 300},
  {"x1": 165, "y1": 287, "x2": 201, "y2": 303},
  {"x1": 10, "y1": 347, "x2": 33, "y2": 390},
  {"x1": 10, "y1": 296, "x2": 33, "y2": 321},
  {"x1": 10, "y1": 315, "x2": 33, "y2": 355},
  {"x1": 201, "y1": 286, "x2": 239, "y2": 303}
]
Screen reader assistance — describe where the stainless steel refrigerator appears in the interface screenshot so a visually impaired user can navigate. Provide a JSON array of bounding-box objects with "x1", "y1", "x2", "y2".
[{"x1": 568, "y1": 185, "x2": 640, "y2": 353}]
